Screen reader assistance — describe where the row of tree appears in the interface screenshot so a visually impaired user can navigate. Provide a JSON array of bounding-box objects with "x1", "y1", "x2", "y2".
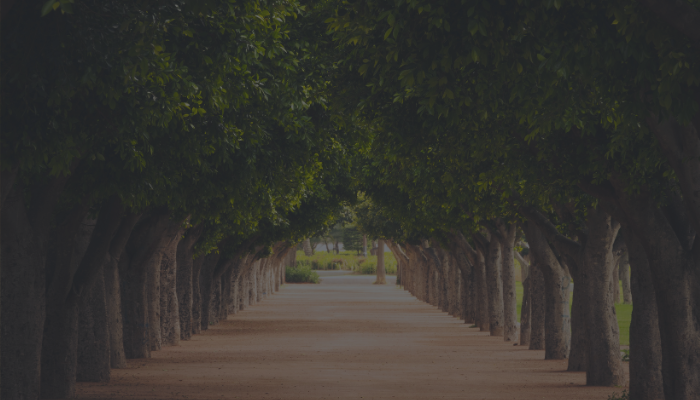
[
  {"x1": 3, "y1": 1, "x2": 700, "y2": 399},
  {"x1": 330, "y1": 1, "x2": 700, "y2": 400},
  {"x1": 1, "y1": 1, "x2": 356, "y2": 399}
]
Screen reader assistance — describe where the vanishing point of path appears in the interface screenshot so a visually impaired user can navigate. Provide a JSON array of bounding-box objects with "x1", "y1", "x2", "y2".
[{"x1": 77, "y1": 272, "x2": 625, "y2": 400}]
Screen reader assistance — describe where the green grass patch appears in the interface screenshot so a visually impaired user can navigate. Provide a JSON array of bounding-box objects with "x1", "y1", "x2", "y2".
[
  {"x1": 615, "y1": 302, "x2": 632, "y2": 346},
  {"x1": 285, "y1": 266, "x2": 320, "y2": 283}
]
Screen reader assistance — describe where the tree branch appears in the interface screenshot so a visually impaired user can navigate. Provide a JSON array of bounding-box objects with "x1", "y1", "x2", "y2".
[{"x1": 516, "y1": 203, "x2": 581, "y2": 261}]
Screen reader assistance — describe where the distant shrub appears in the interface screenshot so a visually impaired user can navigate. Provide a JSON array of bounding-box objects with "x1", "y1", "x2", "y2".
[
  {"x1": 621, "y1": 349, "x2": 630, "y2": 362},
  {"x1": 607, "y1": 390, "x2": 629, "y2": 400},
  {"x1": 353, "y1": 260, "x2": 397, "y2": 275},
  {"x1": 359, "y1": 262, "x2": 376, "y2": 274},
  {"x1": 285, "y1": 266, "x2": 320, "y2": 283},
  {"x1": 304, "y1": 260, "x2": 344, "y2": 270}
]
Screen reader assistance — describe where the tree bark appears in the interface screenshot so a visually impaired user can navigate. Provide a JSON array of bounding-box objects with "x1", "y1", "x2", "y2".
[
  {"x1": 518, "y1": 201, "x2": 623, "y2": 384},
  {"x1": 516, "y1": 253, "x2": 531, "y2": 347},
  {"x1": 147, "y1": 247, "x2": 163, "y2": 352},
  {"x1": 528, "y1": 260, "x2": 546, "y2": 351},
  {"x1": 104, "y1": 213, "x2": 141, "y2": 369},
  {"x1": 474, "y1": 247, "x2": 490, "y2": 331},
  {"x1": 567, "y1": 261, "x2": 588, "y2": 372},
  {"x1": 497, "y1": 221, "x2": 518, "y2": 342},
  {"x1": 175, "y1": 226, "x2": 202, "y2": 340},
  {"x1": 619, "y1": 251, "x2": 632, "y2": 304},
  {"x1": 484, "y1": 232, "x2": 504, "y2": 336},
  {"x1": 376, "y1": 239, "x2": 387, "y2": 284},
  {"x1": 42, "y1": 196, "x2": 127, "y2": 398},
  {"x1": 160, "y1": 225, "x2": 185, "y2": 346},
  {"x1": 104, "y1": 255, "x2": 127, "y2": 369},
  {"x1": 40, "y1": 204, "x2": 92, "y2": 398},
  {"x1": 199, "y1": 253, "x2": 221, "y2": 331},
  {"x1": 76, "y1": 266, "x2": 110, "y2": 382},
  {"x1": 1, "y1": 188, "x2": 47, "y2": 400},
  {"x1": 623, "y1": 226, "x2": 664, "y2": 400},
  {"x1": 525, "y1": 221, "x2": 571, "y2": 359},
  {"x1": 636, "y1": 116, "x2": 700, "y2": 399},
  {"x1": 612, "y1": 262, "x2": 620, "y2": 304},
  {"x1": 447, "y1": 232, "x2": 478, "y2": 324},
  {"x1": 121, "y1": 211, "x2": 174, "y2": 359},
  {"x1": 581, "y1": 207, "x2": 624, "y2": 386},
  {"x1": 302, "y1": 238, "x2": 313, "y2": 256},
  {"x1": 191, "y1": 255, "x2": 204, "y2": 335}
]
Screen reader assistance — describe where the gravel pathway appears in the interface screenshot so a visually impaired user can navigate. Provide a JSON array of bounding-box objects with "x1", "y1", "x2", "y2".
[{"x1": 77, "y1": 274, "x2": 626, "y2": 399}]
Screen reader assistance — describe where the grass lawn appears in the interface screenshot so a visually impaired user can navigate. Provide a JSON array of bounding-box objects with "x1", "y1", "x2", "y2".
[{"x1": 295, "y1": 250, "x2": 398, "y2": 274}]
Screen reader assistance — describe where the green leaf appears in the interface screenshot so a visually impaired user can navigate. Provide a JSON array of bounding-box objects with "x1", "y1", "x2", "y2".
[
  {"x1": 41, "y1": 0, "x2": 57, "y2": 16},
  {"x1": 384, "y1": 27, "x2": 393, "y2": 40},
  {"x1": 358, "y1": 64, "x2": 369, "y2": 75}
]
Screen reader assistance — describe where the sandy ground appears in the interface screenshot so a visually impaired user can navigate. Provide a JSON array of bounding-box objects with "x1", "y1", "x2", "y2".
[{"x1": 77, "y1": 272, "x2": 628, "y2": 399}]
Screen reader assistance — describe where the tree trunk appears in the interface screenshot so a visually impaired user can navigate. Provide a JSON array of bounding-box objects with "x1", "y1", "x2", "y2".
[
  {"x1": 375, "y1": 239, "x2": 387, "y2": 284},
  {"x1": 43, "y1": 196, "x2": 129, "y2": 398},
  {"x1": 1, "y1": 172, "x2": 74, "y2": 399},
  {"x1": 567, "y1": 266, "x2": 588, "y2": 372},
  {"x1": 1, "y1": 189, "x2": 46, "y2": 400},
  {"x1": 105, "y1": 253, "x2": 127, "y2": 369},
  {"x1": 41, "y1": 294, "x2": 79, "y2": 398},
  {"x1": 612, "y1": 262, "x2": 620, "y2": 304},
  {"x1": 302, "y1": 238, "x2": 313, "y2": 256},
  {"x1": 199, "y1": 253, "x2": 221, "y2": 331},
  {"x1": 475, "y1": 247, "x2": 489, "y2": 331},
  {"x1": 581, "y1": 207, "x2": 624, "y2": 386},
  {"x1": 121, "y1": 211, "x2": 175, "y2": 359},
  {"x1": 40, "y1": 204, "x2": 92, "y2": 399},
  {"x1": 174, "y1": 225, "x2": 203, "y2": 340},
  {"x1": 529, "y1": 260, "x2": 546, "y2": 351},
  {"x1": 518, "y1": 255, "x2": 531, "y2": 347},
  {"x1": 221, "y1": 266, "x2": 235, "y2": 319},
  {"x1": 619, "y1": 251, "x2": 632, "y2": 304},
  {"x1": 147, "y1": 248, "x2": 163, "y2": 352},
  {"x1": 191, "y1": 255, "x2": 204, "y2": 335},
  {"x1": 76, "y1": 268, "x2": 110, "y2": 382},
  {"x1": 239, "y1": 264, "x2": 250, "y2": 311},
  {"x1": 160, "y1": 227, "x2": 185, "y2": 346},
  {"x1": 525, "y1": 221, "x2": 571, "y2": 359},
  {"x1": 623, "y1": 226, "x2": 664, "y2": 400},
  {"x1": 103, "y1": 213, "x2": 141, "y2": 369},
  {"x1": 638, "y1": 117, "x2": 700, "y2": 399},
  {"x1": 447, "y1": 232, "x2": 477, "y2": 324},
  {"x1": 484, "y1": 234, "x2": 504, "y2": 336},
  {"x1": 498, "y1": 222, "x2": 518, "y2": 342}
]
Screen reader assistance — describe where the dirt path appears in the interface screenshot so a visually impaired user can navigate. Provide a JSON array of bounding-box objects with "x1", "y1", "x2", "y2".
[{"x1": 77, "y1": 273, "x2": 626, "y2": 399}]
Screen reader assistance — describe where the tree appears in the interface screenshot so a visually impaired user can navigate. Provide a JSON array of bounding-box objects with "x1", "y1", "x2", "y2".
[{"x1": 342, "y1": 226, "x2": 363, "y2": 255}]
